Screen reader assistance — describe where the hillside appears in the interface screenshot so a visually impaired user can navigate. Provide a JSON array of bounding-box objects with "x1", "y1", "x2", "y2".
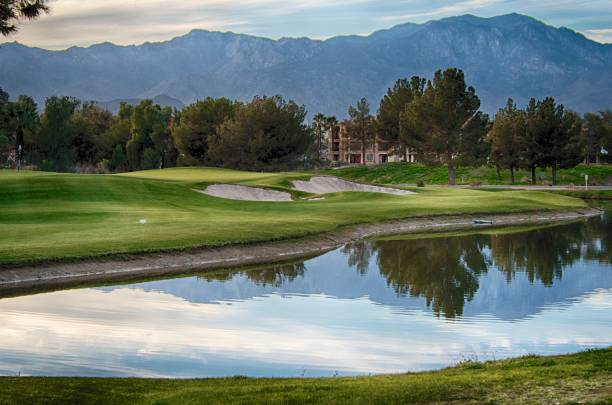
[{"x1": 1, "y1": 13, "x2": 611, "y2": 116}]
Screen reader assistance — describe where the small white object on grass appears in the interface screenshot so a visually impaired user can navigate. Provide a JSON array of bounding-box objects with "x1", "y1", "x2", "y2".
[{"x1": 139, "y1": 219, "x2": 147, "y2": 224}]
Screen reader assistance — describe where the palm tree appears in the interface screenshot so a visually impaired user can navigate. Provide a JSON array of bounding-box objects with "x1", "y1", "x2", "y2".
[
  {"x1": 324, "y1": 115, "x2": 339, "y2": 161},
  {"x1": 312, "y1": 113, "x2": 327, "y2": 159},
  {"x1": 7, "y1": 95, "x2": 38, "y2": 169}
]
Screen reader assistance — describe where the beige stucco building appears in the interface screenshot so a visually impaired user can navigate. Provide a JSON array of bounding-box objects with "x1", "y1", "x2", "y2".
[{"x1": 327, "y1": 123, "x2": 416, "y2": 165}]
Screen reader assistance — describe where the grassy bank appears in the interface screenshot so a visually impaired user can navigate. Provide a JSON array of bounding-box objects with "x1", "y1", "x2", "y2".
[
  {"x1": 0, "y1": 348, "x2": 609, "y2": 404},
  {"x1": 330, "y1": 162, "x2": 612, "y2": 186},
  {"x1": 0, "y1": 167, "x2": 587, "y2": 264}
]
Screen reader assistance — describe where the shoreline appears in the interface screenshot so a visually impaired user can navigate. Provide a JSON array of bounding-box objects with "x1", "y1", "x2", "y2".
[{"x1": 0, "y1": 208, "x2": 601, "y2": 294}]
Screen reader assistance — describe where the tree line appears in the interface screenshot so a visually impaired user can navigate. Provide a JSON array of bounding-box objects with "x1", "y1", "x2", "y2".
[
  {"x1": 1, "y1": 68, "x2": 611, "y2": 180},
  {"x1": 0, "y1": 91, "x2": 313, "y2": 172},
  {"x1": 315, "y1": 68, "x2": 611, "y2": 185}
]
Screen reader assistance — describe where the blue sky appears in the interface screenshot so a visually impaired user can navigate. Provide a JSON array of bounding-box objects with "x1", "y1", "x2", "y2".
[{"x1": 8, "y1": 0, "x2": 612, "y2": 49}]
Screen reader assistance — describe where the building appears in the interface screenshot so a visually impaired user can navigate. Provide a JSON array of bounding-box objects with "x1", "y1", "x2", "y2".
[{"x1": 326, "y1": 123, "x2": 416, "y2": 165}]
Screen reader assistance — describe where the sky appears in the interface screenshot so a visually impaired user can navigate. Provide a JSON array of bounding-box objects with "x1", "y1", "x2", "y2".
[{"x1": 6, "y1": 0, "x2": 612, "y2": 50}]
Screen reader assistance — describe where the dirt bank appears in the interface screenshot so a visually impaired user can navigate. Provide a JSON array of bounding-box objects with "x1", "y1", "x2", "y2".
[{"x1": 0, "y1": 208, "x2": 600, "y2": 295}]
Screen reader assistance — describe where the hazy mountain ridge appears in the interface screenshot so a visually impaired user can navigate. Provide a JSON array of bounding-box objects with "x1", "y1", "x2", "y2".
[{"x1": 1, "y1": 13, "x2": 611, "y2": 116}]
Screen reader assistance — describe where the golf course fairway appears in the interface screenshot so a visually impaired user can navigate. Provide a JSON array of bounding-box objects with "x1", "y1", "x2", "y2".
[{"x1": 0, "y1": 167, "x2": 589, "y2": 265}]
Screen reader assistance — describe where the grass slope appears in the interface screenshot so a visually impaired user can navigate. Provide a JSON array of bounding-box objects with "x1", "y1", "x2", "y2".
[
  {"x1": 0, "y1": 167, "x2": 587, "y2": 264},
  {"x1": 0, "y1": 349, "x2": 610, "y2": 405},
  {"x1": 330, "y1": 162, "x2": 612, "y2": 186}
]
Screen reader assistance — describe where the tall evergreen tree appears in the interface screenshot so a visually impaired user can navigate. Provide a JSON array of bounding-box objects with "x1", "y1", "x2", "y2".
[
  {"x1": 490, "y1": 99, "x2": 525, "y2": 184},
  {"x1": 378, "y1": 76, "x2": 426, "y2": 160},
  {"x1": 400, "y1": 68, "x2": 481, "y2": 185},
  {"x1": 1, "y1": 0, "x2": 48, "y2": 35},
  {"x1": 346, "y1": 98, "x2": 375, "y2": 165}
]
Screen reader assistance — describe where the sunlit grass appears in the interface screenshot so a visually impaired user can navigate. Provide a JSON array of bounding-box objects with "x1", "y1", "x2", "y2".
[
  {"x1": 0, "y1": 168, "x2": 587, "y2": 264},
  {"x1": 0, "y1": 348, "x2": 609, "y2": 404}
]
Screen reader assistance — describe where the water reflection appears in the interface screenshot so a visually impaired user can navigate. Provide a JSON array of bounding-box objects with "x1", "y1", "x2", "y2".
[
  {"x1": 339, "y1": 215, "x2": 612, "y2": 318},
  {"x1": 0, "y1": 209, "x2": 610, "y2": 377}
]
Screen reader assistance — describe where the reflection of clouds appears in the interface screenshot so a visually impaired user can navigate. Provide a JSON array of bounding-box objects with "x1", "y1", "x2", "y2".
[{"x1": 0, "y1": 287, "x2": 611, "y2": 377}]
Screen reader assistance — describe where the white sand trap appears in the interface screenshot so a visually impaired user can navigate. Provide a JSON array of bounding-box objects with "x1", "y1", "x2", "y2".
[
  {"x1": 292, "y1": 176, "x2": 413, "y2": 196},
  {"x1": 199, "y1": 184, "x2": 292, "y2": 202}
]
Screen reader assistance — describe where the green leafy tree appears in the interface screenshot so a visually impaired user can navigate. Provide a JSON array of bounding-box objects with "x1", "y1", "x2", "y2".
[
  {"x1": 1, "y1": 0, "x2": 48, "y2": 35},
  {"x1": 95, "y1": 103, "x2": 132, "y2": 161},
  {"x1": 110, "y1": 144, "x2": 127, "y2": 172},
  {"x1": 172, "y1": 97, "x2": 238, "y2": 166},
  {"x1": 400, "y1": 68, "x2": 481, "y2": 185},
  {"x1": 346, "y1": 98, "x2": 376, "y2": 165},
  {"x1": 379, "y1": 76, "x2": 426, "y2": 160},
  {"x1": 208, "y1": 96, "x2": 311, "y2": 171},
  {"x1": 36, "y1": 96, "x2": 79, "y2": 171},
  {"x1": 141, "y1": 147, "x2": 160, "y2": 170},
  {"x1": 125, "y1": 100, "x2": 174, "y2": 170},
  {"x1": 72, "y1": 102, "x2": 113, "y2": 166},
  {"x1": 490, "y1": 99, "x2": 525, "y2": 184}
]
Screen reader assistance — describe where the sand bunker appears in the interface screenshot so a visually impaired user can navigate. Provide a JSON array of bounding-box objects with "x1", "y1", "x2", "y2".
[
  {"x1": 199, "y1": 184, "x2": 292, "y2": 202},
  {"x1": 292, "y1": 176, "x2": 413, "y2": 196}
]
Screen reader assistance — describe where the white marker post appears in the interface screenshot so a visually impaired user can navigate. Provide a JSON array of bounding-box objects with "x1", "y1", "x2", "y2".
[{"x1": 585, "y1": 174, "x2": 589, "y2": 190}]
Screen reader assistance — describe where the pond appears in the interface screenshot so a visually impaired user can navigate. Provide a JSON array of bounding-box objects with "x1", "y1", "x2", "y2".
[{"x1": 1, "y1": 205, "x2": 611, "y2": 378}]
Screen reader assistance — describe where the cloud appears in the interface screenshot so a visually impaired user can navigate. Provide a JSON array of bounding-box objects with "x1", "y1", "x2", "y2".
[
  {"x1": 6, "y1": 0, "x2": 612, "y2": 49},
  {"x1": 582, "y1": 28, "x2": 612, "y2": 43},
  {"x1": 377, "y1": 0, "x2": 503, "y2": 22}
]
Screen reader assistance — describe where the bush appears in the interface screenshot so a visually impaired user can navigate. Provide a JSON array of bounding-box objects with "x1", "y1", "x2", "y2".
[
  {"x1": 416, "y1": 180, "x2": 425, "y2": 187},
  {"x1": 141, "y1": 148, "x2": 160, "y2": 170}
]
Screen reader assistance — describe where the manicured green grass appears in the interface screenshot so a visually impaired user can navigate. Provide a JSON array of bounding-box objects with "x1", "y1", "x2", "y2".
[
  {"x1": 0, "y1": 348, "x2": 609, "y2": 405},
  {"x1": 330, "y1": 162, "x2": 612, "y2": 186},
  {"x1": 0, "y1": 167, "x2": 587, "y2": 264}
]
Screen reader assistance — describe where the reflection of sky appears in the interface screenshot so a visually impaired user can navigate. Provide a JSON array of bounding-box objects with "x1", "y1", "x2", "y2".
[
  {"x1": 0, "y1": 284, "x2": 611, "y2": 377},
  {"x1": 1, "y1": 212, "x2": 611, "y2": 378},
  {"x1": 121, "y1": 250, "x2": 612, "y2": 321}
]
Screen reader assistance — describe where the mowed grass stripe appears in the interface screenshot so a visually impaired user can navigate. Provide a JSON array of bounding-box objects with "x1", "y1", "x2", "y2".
[{"x1": 0, "y1": 168, "x2": 587, "y2": 264}]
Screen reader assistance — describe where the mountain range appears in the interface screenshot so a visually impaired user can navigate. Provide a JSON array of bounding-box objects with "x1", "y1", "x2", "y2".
[{"x1": 1, "y1": 13, "x2": 611, "y2": 117}]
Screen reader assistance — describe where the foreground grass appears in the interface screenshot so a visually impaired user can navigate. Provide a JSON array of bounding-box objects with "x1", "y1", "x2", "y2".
[
  {"x1": 0, "y1": 349, "x2": 610, "y2": 405},
  {"x1": 330, "y1": 162, "x2": 612, "y2": 186},
  {"x1": 0, "y1": 167, "x2": 587, "y2": 264}
]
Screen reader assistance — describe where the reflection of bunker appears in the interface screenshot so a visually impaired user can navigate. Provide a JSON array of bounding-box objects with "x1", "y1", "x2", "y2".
[
  {"x1": 292, "y1": 176, "x2": 412, "y2": 196},
  {"x1": 199, "y1": 184, "x2": 292, "y2": 202}
]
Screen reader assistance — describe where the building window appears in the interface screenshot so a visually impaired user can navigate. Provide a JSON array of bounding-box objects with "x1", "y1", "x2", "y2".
[
  {"x1": 366, "y1": 154, "x2": 374, "y2": 162},
  {"x1": 379, "y1": 154, "x2": 388, "y2": 163}
]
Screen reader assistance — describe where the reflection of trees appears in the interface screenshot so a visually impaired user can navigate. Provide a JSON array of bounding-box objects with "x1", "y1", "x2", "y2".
[
  {"x1": 244, "y1": 263, "x2": 306, "y2": 287},
  {"x1": 198, "y1": 262, "x2": 306, "y2": 287},
  {"x1": 342, "y1": 240, "x2": 375, "y2": 275},
  {"x1": 342, "y1": 212, "x2": 611, "y2": 319},
  {"x1": 491, "y1": 215, "x2": 611, "y2": 286},
  {"x1": 581, "y1": 213, "x2": 612, "y2": 265},
  {"x1": 374, "y1": 236, "x2": 490, "y2": 318}
]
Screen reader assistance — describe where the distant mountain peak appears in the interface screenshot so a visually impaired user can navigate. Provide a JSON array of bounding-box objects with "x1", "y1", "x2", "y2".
[{"x1": 1, "y1": 13, "x2": 611, "y2": 117}]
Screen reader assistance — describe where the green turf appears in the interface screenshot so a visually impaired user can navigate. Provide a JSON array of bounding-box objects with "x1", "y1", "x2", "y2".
[
  {"x1": 0, "y1": 167, "x2": 587, "y2": 264},
  {"x1": 328, "y1": 162, "x2": 612, "y2": 186},
  {"x1": 0, "y1": 348, "x2": 609, "y2": 405}
]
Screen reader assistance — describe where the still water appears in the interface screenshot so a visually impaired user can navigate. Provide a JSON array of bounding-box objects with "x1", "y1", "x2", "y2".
[{"x1": 1, "y1": 207, "x2": 611, "y2": 377}]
